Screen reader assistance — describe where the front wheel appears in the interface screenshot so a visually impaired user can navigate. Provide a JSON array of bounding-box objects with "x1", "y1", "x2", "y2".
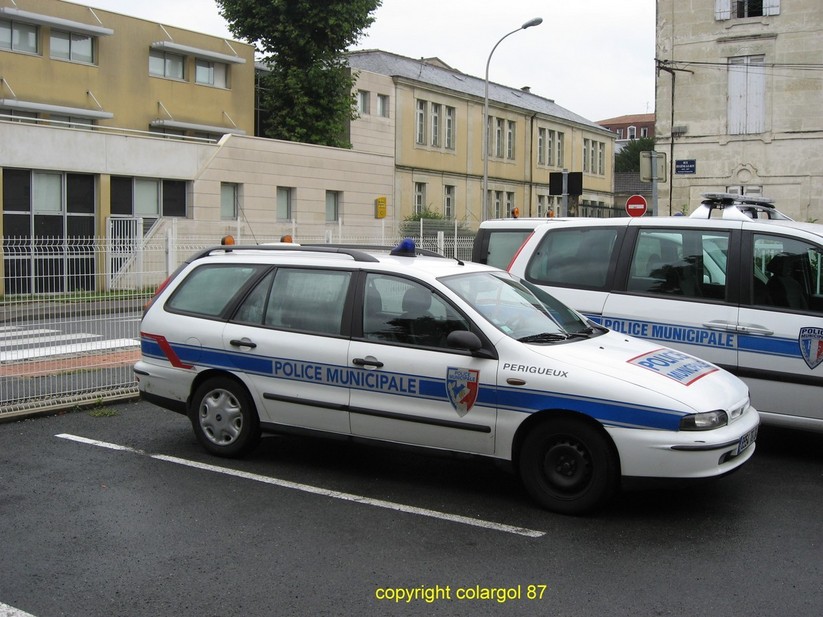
[
  {"x1": 190, "y1": 377, "x2": 261, "y2": 458},
  {"x1": 518, "y1": 418, "x2": 619, "y2": 515}
]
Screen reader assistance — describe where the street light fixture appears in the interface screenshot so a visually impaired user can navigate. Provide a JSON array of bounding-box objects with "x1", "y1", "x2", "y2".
[{"x1": 482, "y1": 17, "x2": 543, "y2": 222}]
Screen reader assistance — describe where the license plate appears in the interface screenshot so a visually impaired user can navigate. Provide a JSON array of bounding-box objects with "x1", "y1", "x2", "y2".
[{"x1": 736, "y1": 426, "x2": 758, "y2": 455}]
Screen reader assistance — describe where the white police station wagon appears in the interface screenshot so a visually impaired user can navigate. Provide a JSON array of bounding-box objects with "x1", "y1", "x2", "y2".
[
  {"x1": 506, "y1": 194, "x2": 823, "y2": 433},
  {"x1": 135, "y1": 241, "x2": 758, "y2": 515}
]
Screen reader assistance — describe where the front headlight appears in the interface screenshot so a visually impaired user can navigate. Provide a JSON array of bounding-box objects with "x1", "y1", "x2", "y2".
[{"x1": 680, "y1": 410, "x2": 729, "y2": 431}]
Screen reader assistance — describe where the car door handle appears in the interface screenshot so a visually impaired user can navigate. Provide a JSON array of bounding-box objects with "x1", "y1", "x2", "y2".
[
  {"x1": 229, "y1": 338, "x2": 257, "y2": 349},
  {"x1": 353, "y1": 357, "x2": 384, "y2": 368},
  {"x1": 736, "y1": 323, "x2": 774, "y2": 336},
  {"x1": 703, "y1": 320, "x2": 738, "y2": 332}
]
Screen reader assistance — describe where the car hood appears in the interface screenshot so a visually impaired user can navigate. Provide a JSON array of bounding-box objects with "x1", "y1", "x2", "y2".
[{"x1": 519, "y1": 330, "x2": 749, "y2": 413}]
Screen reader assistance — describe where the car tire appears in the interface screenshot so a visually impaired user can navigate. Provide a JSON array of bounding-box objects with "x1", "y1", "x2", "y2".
[
  {"x1": 190, "y1": 377, "x2": 261, "y2": 458},
  {"x1": 518, "y1": 418, "x2": 619, "y2": 515}
]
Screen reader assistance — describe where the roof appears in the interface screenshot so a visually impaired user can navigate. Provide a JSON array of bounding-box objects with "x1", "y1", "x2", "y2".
[
  {"x1": 597, "y1": 113, "x2": 656, "y2": 126},
  {"x1": 347, "y1": 50, "x2": 611, "y2": 134}
]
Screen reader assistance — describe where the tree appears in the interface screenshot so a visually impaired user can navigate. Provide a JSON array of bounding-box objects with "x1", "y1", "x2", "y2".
[
  {"x1": 217, "y1": 0, "x2": 381, "y2": 147},
  {"x1": 614, "y1": 137, "x2": 656, "y2": 173}
]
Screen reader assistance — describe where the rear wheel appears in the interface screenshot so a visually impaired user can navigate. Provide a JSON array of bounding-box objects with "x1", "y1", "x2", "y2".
[
  {"x1": 518, "y1": 418, "x2": 619, "y2": 515},
  {"x1": 190, "y1": 377, "x2": 261, "y2": 457}
]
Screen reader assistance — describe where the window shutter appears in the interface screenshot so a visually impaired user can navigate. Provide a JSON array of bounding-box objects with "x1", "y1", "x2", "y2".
[
  {"x1": 715, "y1": 0, "x2": 732, "y2": 20},
  {"x1": 763, "y1": 0, "x2": 780, "y2": 16}
]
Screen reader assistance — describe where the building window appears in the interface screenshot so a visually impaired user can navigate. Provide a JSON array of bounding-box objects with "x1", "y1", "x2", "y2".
[
  {"x1": 149, "y1": 49, "x2": 184, "y2": 79},
  {"x1": 414, "y1": 182, "x2": 426, "y2": 215},
  {"x1": 443, "y1": 185, "x2": 455, "y2": 220},
  {"x1": 415, "y1": 100, "x2": 426, "y2": 144},
  {"x1": 556, "y1": 132, "x2": 565, "y2": 167},
  {"x1": 583, "y1": 139, "x2": 590, "y2": 173},
  {"x1": 716, "y1": 0, "x2": 780, "y2": 20},
  {"x1": 48, "y1": 114, "x2": 94, "y2": 129},
  {"x1": 505, "y1": 192, "x2": 515, "y2": 217},
  {"x1": 495, "y1": 118, "x2": 504, "y2": 158},
  {"x1": 377, "y1": 94, "x2": 390, "y2": 117},
  {"x1": 195, "y1": 59, "x2": 228, "y2": 87},
  {"x1": 111, "y1": 176, "x2": 187, "y2": 219},
  {"x1": 627, "y1": 126, "x2": 637, "y2": 140},
  {"x1": 598, "y1": 142, "x2": 605, "y2": 175},
  {"x1": 506, "y1": 121, "x2": 516, "y2": 160},
  {"x1": 357, "y1": 90, "x2": 370, "y2": 115},
  {"x1": 640, "y1": 127, "x2": 649, "y2": 138},
  {"x1": 728, "y1": 55, "x2": 765, "y2": 135},
  {"x1": 445, "y1": 106, "x2": 455, "y2": 149},
  {"x1": 325, "y1": 191, "x2": 340, "y2": 222},
  {"x1": 431, "y1": 103, "x2": 441, "y2": 147},
  {"x1": 277, "y1": 187, "x2": 294, "y2": 221},
  {"x1": 221, "y1": 183, "x2": 238, "y2": 220},
  {"x1": 492, "y1": 191, "x2": 503, "y2": 218},
  {"x1": 590, "y1": 141, "x2": 597, "y2": 175},
  {"x1": 50, "y1": 30, "x2": 94, "y2": 63},
  {"x1": 537, "y1": 129, "x2": 546, "y2": 165},
  {"x1": 1, "y1": 19, "x2": 38, "y2": 53}
]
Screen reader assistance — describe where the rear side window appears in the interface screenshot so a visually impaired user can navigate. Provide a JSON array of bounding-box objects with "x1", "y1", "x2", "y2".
[
  {"x1": 525, "y1": 228, "x2": 618, "y2": 289},
  {"x1": 248, "y1": 268, "x2": 352, "y2": 335},
  {"x1": 481, "y1": 230, "x2": 534, "y2": 269},
  {"x1": 627, "y1": 229, "x2": 730, "y2": 300},
  {"x1": 166, "y1": 264, "x2": 264, "y2": 317}
]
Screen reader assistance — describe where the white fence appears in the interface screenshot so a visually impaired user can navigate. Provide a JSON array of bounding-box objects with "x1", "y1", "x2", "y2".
[{"x1": 0, "y1": 228, "x2": 475, "y2": 419}]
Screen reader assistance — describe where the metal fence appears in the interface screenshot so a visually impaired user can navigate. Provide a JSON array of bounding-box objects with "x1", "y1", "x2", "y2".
[{"x1": 0, "y1": 228, "x2": 475, "y2": 420}]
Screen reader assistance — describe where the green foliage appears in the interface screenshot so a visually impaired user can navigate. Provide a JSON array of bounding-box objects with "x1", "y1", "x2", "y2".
[
  {"x1": 217, "y1": 0, "x2": 382, "y2": 147},
  {"x1": 399, "y1": 209, "x2": 473, "y2": 236},
  {"x1": 614, "y1": 137, "x2": 656, "y2": 173}
]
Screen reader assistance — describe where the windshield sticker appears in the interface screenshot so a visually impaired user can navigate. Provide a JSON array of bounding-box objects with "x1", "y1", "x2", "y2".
[
  {"x1": 628, "y1": 349, "x2": 718, "y2": 385},
  {"x1": 447, "y1": 367, "x2": 479, "y2": 417},
  {"x1": 799, "y1": 327, "x2": 823, "y2": 369}
]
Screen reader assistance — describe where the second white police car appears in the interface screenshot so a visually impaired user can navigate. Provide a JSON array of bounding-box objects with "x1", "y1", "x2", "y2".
[{"x1": 135, "y1": 241, "x2": 758, "y2": 515}]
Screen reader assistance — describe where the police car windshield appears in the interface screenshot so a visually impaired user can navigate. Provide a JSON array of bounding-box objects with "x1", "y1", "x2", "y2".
[{"x1": 441, "y1": 271, "x2": 594, "y2": 342}]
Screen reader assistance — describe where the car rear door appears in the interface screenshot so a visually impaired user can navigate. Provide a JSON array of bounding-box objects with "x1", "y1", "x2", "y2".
[
  {"x1": 224, "y1": 266, "x2": 354, "y2": 433},
  {"x1": 736, "y1": 229, "x2": 823, "y2": 424}
]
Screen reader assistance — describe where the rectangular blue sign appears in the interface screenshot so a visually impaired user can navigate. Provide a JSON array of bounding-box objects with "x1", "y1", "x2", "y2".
[{"x1": 675, "y1": 159, "x2": 696, "y2": 174}]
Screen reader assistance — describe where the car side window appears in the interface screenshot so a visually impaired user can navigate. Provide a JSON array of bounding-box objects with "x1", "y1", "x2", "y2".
[
  {"x1": 250, "y1": 268, "x2": 352, "y2": 335},
  {"x1": 525, "y1": 228, "x2": 617, "y2": 289},
  {"x1": 627, "y1": 229, "x2": 729, "y2": 301},
  {"x1": 362, "y1": 274, "x2": 470, "y2": 347},
  {"x1": 752, "y1": 234, "x2": 823, "y2": 313},
  {"x1": 166, "y1": 264, "x2": 265, "y2": 317}
]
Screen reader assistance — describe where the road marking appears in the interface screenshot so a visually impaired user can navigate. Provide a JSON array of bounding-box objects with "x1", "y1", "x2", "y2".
[
  {"x1": 55, "y1": 433, "x2": 546, "y2": 539},
  {"x1": 1, "y1": 338, "x2": 138, "y2": 362},
  {"x1": 0, "y1": 601, "x2": 37, "y2": 617}
]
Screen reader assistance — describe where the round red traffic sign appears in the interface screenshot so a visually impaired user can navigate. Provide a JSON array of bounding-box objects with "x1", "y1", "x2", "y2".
[{"x1": 626, "y1": 194, "x2": 648, "y2": 217}]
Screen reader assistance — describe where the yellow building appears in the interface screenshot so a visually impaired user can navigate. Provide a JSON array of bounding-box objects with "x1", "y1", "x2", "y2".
[
  {"x1": 1, "y1": 0, "x2": 254, "y2": 135},
  {"x1": 348, "y1": 50, "x2": 616, "y2": 223}
]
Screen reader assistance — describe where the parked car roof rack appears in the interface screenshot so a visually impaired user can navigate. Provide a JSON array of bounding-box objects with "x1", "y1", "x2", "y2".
[
  {"x1": 690, "y1": 192, "x2": 792, "y2": 221},
  {"x1": 190, "y1": 244, "x2": 381, "y2": 263}
]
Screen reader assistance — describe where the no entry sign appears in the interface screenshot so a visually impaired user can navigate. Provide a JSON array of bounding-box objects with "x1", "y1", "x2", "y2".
[{"x1": 626, "y1": 194, "x2": 648, "y2": 217}]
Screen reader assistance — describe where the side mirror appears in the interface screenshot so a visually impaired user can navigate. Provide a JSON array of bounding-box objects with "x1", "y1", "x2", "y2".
[{"x1": 446, "y1": 331, "x2": 495, "y2": 359}]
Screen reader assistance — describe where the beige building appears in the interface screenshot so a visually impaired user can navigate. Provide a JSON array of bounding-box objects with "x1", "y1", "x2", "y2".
[
  {"x1": 348, "y1": 51, "x2": 616, "y2": 222},
  {"x1": 656, "y1": 0, "x2": 823, "y2": 220}
]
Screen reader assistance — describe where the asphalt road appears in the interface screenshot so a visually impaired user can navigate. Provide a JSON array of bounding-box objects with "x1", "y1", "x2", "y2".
[{"x1": 1, "y1": 400, "x2": 821, "y2": 617}]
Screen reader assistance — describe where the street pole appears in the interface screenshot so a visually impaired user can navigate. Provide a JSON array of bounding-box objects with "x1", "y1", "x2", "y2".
[{"x1": 482, "y1": 17, "x2": 543, "y2": 222}]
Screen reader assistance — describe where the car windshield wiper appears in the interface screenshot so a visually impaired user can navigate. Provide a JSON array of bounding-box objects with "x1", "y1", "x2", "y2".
[
  {"x1": 517, "y1": 332, "x2": 570, "y2": 343},
  {"x1": 565, "y1": 326, "x2": 599, "y2": 339}
]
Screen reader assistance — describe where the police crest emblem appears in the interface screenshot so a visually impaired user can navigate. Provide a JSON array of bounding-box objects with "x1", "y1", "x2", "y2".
[
  {"x1": 799, "y1": 327, "x2": 823, "y2": 369},
  {"x1": 446, "y1": 367, "x2": 479, "y2": 416}
]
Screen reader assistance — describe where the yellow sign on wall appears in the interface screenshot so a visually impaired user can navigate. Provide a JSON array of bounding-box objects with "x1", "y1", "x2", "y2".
[{"x1": 375, "y1": 196, "x2": 387, "y2": 219}]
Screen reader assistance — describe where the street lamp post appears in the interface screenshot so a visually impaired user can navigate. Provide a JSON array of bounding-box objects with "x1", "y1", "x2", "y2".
[{"x1": 482, "y1": 17, "x2": 543, "y2": 222}]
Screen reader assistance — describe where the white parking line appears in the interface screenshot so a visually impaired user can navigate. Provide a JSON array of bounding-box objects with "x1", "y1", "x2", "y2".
[
  {"x1": 0, "y1": 601, "x2": 37, "y2": 617},
  {"x1": 55, "y1": 433, "x2": 546, "y2": 538},
  {"x1": 1, "y1": 339, "x2": 138, "y2": 362}
]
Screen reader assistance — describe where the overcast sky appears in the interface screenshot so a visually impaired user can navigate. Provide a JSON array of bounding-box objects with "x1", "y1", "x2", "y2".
[{"x1": 84, "y1": 0, "x2": 656, "y2": 122}]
